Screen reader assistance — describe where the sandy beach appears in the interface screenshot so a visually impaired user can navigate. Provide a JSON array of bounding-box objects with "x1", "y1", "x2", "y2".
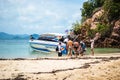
[{"x1": 0, "y1": 53, "x2": 120, "y2": 80}]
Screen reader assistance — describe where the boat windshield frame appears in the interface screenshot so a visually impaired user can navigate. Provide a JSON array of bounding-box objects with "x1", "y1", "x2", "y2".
[{"x1": 38, "y1": 33, "x2": 66, "y2": 42}]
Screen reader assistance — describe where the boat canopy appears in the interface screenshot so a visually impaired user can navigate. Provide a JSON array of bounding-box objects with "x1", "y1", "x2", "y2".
[{"x1": 38, "y1": 33, "x2": 67, "y2": 42}]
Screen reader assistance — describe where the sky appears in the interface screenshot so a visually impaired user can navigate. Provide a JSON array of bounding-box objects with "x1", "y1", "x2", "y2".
[{"x1": 0, "y1": 0, "x2": 87, "y2": 34}]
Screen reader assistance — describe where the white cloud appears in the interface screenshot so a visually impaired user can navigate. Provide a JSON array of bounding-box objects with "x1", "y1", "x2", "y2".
[
  {"x1": 17, "y1": 4, "x2": 36, "y2": 16},
  {"x1": 8, "y1": 0, "x2": 27, "y2": 4},
  {"x1": 18, "y1": 16, "x2": 28, "y2": 21},
  {"x1": 26, "y1": 4, "x2": 36, "y2": 12},
  {"x1": 52, "y1": 25, "x2": 64, "y2": 29},
  {"x1": 45, "y1": 10, "x2": 61, "y2": 20},
  {"x1": 18, "y1": 15, "x2": 42, "y2": 23},
  {"x1": 0, "y1": 0, "x2": 86, "y2": 34},
  {"x1": 72, "y1": 13, "x2": 81, "y2": 19}
]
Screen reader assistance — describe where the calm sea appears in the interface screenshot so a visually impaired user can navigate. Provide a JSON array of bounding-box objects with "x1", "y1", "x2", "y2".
[
  {"x1": 0, "y1": 40, "x2": 58, "y2": 58},
  {"x1": 0, "y1": 40, "x2": 120, "y2": 59}
]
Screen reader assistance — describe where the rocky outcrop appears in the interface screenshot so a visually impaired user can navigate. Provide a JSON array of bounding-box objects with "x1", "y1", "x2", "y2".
[
  {"x1": 111, "y1": 19, "x2": 120, "y2": 40},
  {"x1": 81, "y1": 9, "x2": 120, "y2": 48},
  {"x1": 110, "y1": 19, "x2": 120, "y2": 47},
  {"x1": 83, "y1": 9, "x2": 104, "y2": 29}
]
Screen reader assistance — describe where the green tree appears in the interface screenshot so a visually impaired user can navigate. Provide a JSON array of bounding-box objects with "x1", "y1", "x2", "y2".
[
  {"x1": 81, "y1": 0, "x2": 105, "y2": 22},
  {"x1": 72, "y1": 21, "x2": 81, "y2": 35},
  {"x1": 81, "y1": 1, "x2": 94, "y2": 19},
  {"x1": 92, "y1": 0, "x2": 104, "y2": 8},
  {"x1": 103, "y1": 0, "x2": 120, "y2": 22},
  {"x1": 95, "y1": 23, "x2": 110, "y2": 37}
]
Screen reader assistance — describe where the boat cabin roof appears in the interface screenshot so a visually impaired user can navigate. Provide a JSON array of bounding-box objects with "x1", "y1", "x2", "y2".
[
  {"x1": 40, "y1": 33, "x2": 66, "y2": 36},
  {"x1": 38, "y1": 33, "x2": 67, "y2": 42}
]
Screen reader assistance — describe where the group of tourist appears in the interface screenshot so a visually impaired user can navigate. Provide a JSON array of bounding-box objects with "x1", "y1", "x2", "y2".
[
  {"x1": 56, "y1": 37, "x2": 95, "y2": 57},
  {"x1": 30, "y1": 34, "x2": 95, "y2": 57}
]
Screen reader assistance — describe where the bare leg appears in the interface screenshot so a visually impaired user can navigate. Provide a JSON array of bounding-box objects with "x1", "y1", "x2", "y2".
[
  {"x1": 69, "y1": 49, "x2": 72, "y2": 56},
  {"x1": 91, "y1": 48, "x2": 94, "y2": 56},
  {"x1": 74, "y1": 49, "x2": 78, "y2": 58},
  {"x1": 67, "y1": 48, "x2": 72, "y2": 57}
]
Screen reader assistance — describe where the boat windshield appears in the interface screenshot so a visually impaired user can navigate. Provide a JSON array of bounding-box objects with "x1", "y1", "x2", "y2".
[{"x1": 38, "y1": 33, "x2": 61, "y2": 42}]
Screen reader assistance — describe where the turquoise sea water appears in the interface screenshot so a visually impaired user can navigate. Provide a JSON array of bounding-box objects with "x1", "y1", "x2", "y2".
[
  {"x1": 0, "y1": 40, "x2": 120, "y2": 58},
  {"x1": 0, "y1": 40, "x2": 58, "y2": 58}
]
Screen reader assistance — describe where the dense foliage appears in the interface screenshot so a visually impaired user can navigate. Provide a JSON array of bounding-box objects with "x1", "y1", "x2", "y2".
[
  {"x1": 81, "y1": 0, "x2": 120, "y2": 22},
  {"x1": 81, "y1": 0, "x2": 104, "y2": 22},
  {"x1": 73, "y1": 0, "x2": 120, "y2": 36},
  {"x1": 103, "y1": 0, "x2": 120, "y2": 22},
  {"x1": 72, "y1": 0, "x2": 120, "y2": 47},
  {"x1": 72, "y1": 21, "x2": 81, "y2": 35}
]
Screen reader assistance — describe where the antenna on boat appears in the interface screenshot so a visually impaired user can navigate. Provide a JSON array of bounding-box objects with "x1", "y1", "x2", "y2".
[{"x1": 73, "y1": 35, "x2": 79, "y2": 42}]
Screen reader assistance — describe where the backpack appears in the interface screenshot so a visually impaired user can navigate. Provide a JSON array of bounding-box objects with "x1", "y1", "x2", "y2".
[
  {"x1": 56, "y1": 46, "x2": 58, "y2": 51},
  {"x1": 81, "y1": 43, "x2": 86, "y2": 50}
]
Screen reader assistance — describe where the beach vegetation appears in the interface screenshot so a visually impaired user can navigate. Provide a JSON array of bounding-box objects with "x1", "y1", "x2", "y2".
[{"x1": 72, "y1": 0, "x2": 120, "y2": 48}]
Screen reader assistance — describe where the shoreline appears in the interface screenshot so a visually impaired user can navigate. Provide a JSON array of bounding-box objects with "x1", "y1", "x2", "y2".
[
  {"x1": 0, "y1": 53, "x2": 120, "y2": 80},
  {"x1": 0, "y1": 52, "x2": 120, "y2": 60}
]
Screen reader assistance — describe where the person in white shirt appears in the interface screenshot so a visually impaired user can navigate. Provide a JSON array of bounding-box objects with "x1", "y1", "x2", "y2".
[
  {"x1": 64, "y1": 38, "x2": 68, "y2": 43},
  {"x1": 90, "y1": 39, "x2": 95, "y2": 56},
  {"x1": 63, "y1": 37, "x2": 68, "y2": 54},
  {"x1": 57, "y1": 42, "x2": 62, "y2": 57}
]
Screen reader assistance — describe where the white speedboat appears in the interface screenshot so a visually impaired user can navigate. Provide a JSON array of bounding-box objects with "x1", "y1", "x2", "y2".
[{"x1": 29, "y1": 33, "x2": 67, "y2": 54}]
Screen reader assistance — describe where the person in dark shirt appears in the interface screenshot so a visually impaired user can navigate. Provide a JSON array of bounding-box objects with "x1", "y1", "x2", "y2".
[{"x1": 80, "y1": 41, "x2": 86, "y2": 56}]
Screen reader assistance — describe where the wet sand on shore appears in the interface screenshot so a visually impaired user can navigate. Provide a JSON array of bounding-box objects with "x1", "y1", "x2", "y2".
[{"x1": 0, "y1": 53, "x2": 120, "y2": 80}]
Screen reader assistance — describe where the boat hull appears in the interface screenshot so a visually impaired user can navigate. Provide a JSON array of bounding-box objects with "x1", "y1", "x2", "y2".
[{"x1": 29, "y1": 40, "x2": 67, "y2": 54}]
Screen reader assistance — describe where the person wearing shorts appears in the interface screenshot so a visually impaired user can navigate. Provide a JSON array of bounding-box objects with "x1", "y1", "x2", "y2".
[
  {"x1": 67, "y1": 39, "x2": 73, "y2": 57},
  {"x1": 73, "y1": 41, "x2": 81, "y2": 57},
  {"x1": 90, "y1": 39, "x2": 95, "y2": 56}
]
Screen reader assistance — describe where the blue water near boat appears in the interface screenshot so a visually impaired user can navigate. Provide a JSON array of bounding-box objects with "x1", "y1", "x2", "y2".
[
  {"x1": 0, "y1": 40, "x2": 120, "y2": 59},
  {"x1": 0, "y1": 40, "x2": 58, "y2": 58}
]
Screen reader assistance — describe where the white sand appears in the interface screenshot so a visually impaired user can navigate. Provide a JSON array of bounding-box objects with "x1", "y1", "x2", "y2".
[{"x1": 0, "y1": 53, "x2": 120, "y2": 80}]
